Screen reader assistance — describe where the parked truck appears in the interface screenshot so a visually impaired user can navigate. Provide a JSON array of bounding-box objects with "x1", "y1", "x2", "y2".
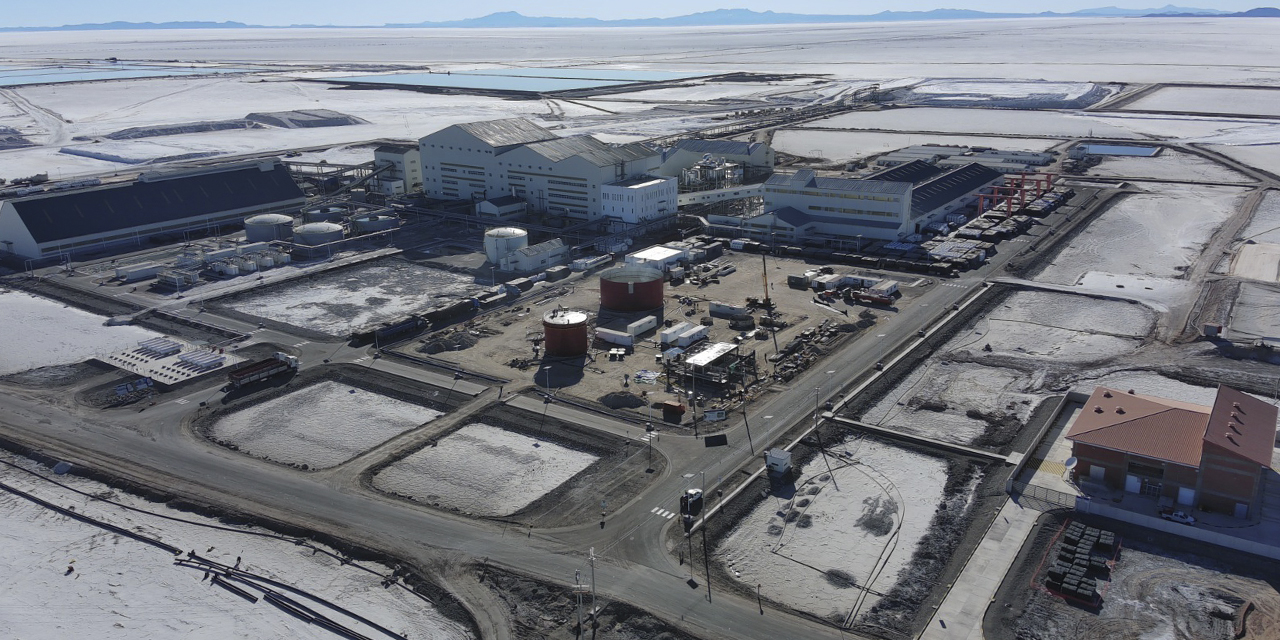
[{"x1": 227, "y1": 352, "x2": 299, "y2": 389}]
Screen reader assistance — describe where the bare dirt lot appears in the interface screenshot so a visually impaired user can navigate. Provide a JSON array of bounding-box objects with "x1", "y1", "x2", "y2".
[{"x1": 988, "y1": 511, "x2": 1280, "y2": 640}]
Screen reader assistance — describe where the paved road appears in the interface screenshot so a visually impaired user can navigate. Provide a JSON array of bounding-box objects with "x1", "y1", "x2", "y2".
[{"x1": 0, "y1": 190, "x2": 1102, "y2": 639}]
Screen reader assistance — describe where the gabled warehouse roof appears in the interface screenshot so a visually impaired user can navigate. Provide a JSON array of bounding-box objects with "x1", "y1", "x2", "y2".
[
  {"x1": 910, "y1": 162, "x2": 1003, "y2": 217},
  {"x1": 765, "y1": 170, "x2": 910, "y2": 195},
  {"x1": 865, "y1": 160, "x2": 945, "y2": 185},
  {"x1": 520, "y1": 136, "x2": 657, "y2": 167},
  {"x1": 674, "y1": 138, "x2": 765, "y2": 157},
  {"x1": 8, "y1": 161, "x2": 304, "y2": 244},
  {"x1": 455, "y1": 118, "x2": 558, "y2": 148}
]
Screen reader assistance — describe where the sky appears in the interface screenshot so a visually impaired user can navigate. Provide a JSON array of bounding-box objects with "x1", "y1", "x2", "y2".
[{"x1": 0, "y1": 1, "x2": 1260, "y2": 27}]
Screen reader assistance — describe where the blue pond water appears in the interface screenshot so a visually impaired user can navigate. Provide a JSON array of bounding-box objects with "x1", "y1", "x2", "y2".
[
  {"x1": 0, "y1": 64, "x2": 260, "y2": 87},
  {"x1": 1078, "y1": 144, "x2": 1160, "y2": 157},
  {"x1": 330, "y1": 67, "x2": 702, "y2": 92}
]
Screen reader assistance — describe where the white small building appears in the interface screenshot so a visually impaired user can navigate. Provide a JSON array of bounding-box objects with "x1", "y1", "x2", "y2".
[
  {"x1": 625, "y1": 244, "x2": 688, "y2": 271},
  {"x1": 600, "y1": 175, "x2": 676, "y2": 225},
  {"x1": 372, "y1": 144, "x2": 422, "y2": 195},
  {"x1": 476, "y1": 195, "x2": 528, "y2": 220},
  {"x1": 500, "y1": 238, "x2": 569, "y2": 272}
]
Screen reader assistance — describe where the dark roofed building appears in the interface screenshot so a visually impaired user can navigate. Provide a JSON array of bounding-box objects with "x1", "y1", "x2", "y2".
[
  {"x1": 910, "y1": 162, "x2": 1004, "y2": 219},
  {"x1": 1067, "y1": 385, "x2": 1278, "y2": 519},
  {"x1": 865, "y1": 160, "x2": 946, "y2": 185},
  {"x1": 0, "y1": 159, "x2": 305, "y2": 259}
]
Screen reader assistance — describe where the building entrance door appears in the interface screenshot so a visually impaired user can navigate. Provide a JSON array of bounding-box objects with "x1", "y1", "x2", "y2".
[
  {"x1": 1125, "y1": 474, "x2": 1140, "y2": 494},
  {"x1": 1177, "y1": 487, "x2": 1196, "y2": 505}
]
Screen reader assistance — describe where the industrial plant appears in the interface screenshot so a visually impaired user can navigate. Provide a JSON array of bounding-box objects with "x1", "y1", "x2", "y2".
[{"x1": 4, "y1": 23, "x2": 1280, "y2": 640}]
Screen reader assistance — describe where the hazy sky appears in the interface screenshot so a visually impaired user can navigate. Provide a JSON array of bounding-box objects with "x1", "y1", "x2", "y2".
[{"x1": 1, "y1": 1, "x2": 1258, "y2": 27}]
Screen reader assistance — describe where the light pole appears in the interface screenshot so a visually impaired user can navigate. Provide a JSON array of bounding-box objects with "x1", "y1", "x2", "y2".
[{"x1": 541, "y1": 365, "x2": 553, "y2": 395}]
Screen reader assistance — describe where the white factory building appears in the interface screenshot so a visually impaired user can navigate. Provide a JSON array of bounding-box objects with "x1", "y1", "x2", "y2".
[
  {"x1": 370, "y1": 144, "x2": 423, "y2": 196},
  {"x1": 418, "y1": 118, "x2": 669, "y2": 222},
  {"x1": 499, "y1": 237, "x2": 569, "y2": 272},
  {"x1": 708, "y1": 163, "x2": 1003, "y2": 244},
  {"x1": 600, "y1": 175, "x2": 677, "y2": 225},
  {"x1": 0, "y1": 159, "x2": 305, "y2": 260}
]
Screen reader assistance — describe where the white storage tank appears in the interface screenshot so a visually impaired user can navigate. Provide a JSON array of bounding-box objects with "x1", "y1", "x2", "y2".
[
  {"x1": 352, "y1": 214, "x2": 399, "y2": 234},
  {"x1": 243, "y1": 213, "x2": 294, "y2": 243},
  {"x1": 293, "y1": 222, "x2": 345, "y2": 246},
  {"x1": 304, "y1": 206, "x2": 347, "y2": 223},
  {"x1": 484, "y1": 227, "x2": 529, "y2": 264}
]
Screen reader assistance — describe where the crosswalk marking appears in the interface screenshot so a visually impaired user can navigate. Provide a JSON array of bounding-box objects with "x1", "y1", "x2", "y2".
[
  {"x1": 292, "y1": 341, "x2": 310, "y2": 348},
  {"x1": 650, "y1": 507, "x2": 676, "y2": 519},
  {"x1": 353, "y1": 356, "x2": 370, "y2": 363},
  {"x1": 939, "y1": 282, "x2": 967, "y2": 288},
  {"x1": 173, "y1": 398, "x2": 189, "y2": 405}
]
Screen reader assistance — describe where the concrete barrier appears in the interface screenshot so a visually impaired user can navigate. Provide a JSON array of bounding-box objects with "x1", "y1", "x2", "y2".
[{"x1": 1076, "y1": 498, "x2": 1280, "y2": 560}]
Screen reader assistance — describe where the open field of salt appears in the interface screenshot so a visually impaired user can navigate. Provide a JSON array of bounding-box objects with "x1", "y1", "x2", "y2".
[
  {"x1": 210, "y1": 381, "x2": 441, "y2": 469},
  {"x1": 859, "y1": 292, "x2": 1152, "y2": 445},
  {"x1": 0, "y1": 453, "x2": 473, "y2": 640},
  {"x1": 715, "y1": 439, "x2": 949, "y2": 620},
  {"x1": 226, "y1": 259, "x2": 482, "y2": 336},
  {"x1": 0, "y1": 289, "x2": 161, "y2": 375},
  {"x1": 1122, "y1": 86, "x2": 1280, "y2": 117},
  {"x1": 1089, "y1": 149, "x2": 1251, "y2": 183},
  {"x1": 1033, "y1": 184, "x2": 1246, "y2": 286},
  {"x1": 372, "y1": 423, "x2": 597, "y2": 517},
  {"x1": 771, "y1": 129, "x2": 1058, "y2": 162},
  {"x1": 802, "y1": 107, "x2": 1139, "y2": 139}
]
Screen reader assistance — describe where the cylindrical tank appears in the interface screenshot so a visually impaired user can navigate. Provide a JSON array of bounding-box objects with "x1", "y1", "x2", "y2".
[
  {"x1": 542, "y1": 309, "x2": 590, "y2": 358},
  {"x1": 244, "y1": 213, "x2": 294, "y2": 242},
  {"x1": 599, "y1": 265, "x2": 664, "y2": 312},
  {"x1": 484, "y1": 227, "x2": 529, "y2": 264},
  {"x1": 352, "y1": 214, "x2": 399, "y2": 234},
  {"x1": 293, "y1": 222, "x2": 345, "y2": 246},
  {"x1": 304, "y1": 206, "x2": 347, "y2": 223}
]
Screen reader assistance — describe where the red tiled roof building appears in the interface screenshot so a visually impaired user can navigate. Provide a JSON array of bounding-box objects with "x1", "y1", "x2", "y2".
[{"x1": 1066, "y1": 385, "x2": 1278, "y2": 519}]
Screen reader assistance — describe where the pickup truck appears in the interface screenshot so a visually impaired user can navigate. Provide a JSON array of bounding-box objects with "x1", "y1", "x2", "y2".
[{"x1": 1159, "y1": 508, "x2": 1196, "y2": 525}]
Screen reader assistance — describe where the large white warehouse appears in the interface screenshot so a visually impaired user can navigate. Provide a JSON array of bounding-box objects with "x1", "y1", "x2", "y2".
[{"x1": 418, "y1": 118, "x2": 667, "y2": 222}]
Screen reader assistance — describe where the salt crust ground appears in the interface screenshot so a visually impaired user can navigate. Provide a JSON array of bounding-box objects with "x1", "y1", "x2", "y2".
[
  {"x1": 861, "y1": 291, "x2": 1153, "y2": 445},
  {"x1": 771, "y1": 129, "x2": 1057, "y2": 162},
  {"x1": 0, "y1": 289, "x2": 161, "y2": 375},
  {"x1": 372, "y1": 423, "x2": 598, "y2": 517},
  {"x1": 0, "y1": 454, "x2": 473, "y2": 640},
  {"x1": 803, "y1": 107, "x2": 1140, "y2": 139},
  {"x1": 715, "y1": 438, "x2": 948, "y2": 621},
  {"x1": 1122, "y1": 86, "x2": 1280, "y2": 117},
  {"x1": 230, "y1": 260, "x2": 482, "y2": 336},
  {"x1": 1090, "y1": 149, "x2": 1250, "y2": 183},
  {"x1": 1033, "y1": 183, "x2": 1246, "y2": 289},
  {"x1": 211, "y1": 381, "x2": 441, "y2": 469}
]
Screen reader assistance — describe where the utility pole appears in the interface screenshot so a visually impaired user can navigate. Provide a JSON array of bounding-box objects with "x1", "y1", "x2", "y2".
[
  {"x1": 741, "y1": 405, "x2": 756, "y2": 455},
  {"x1": 814, "y1": 387, "x2": 839, "y2": 490},
  {"x1": 574, "y1": 570, "x2": 586, "y2": 637}
]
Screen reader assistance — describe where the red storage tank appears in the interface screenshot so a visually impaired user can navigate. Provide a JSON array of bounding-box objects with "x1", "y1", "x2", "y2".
[
  {"x1": 599, "y1": 265, "x2": 664, "y2": 312},
  {"x1": 542, "y1": 309, "x2": 590, "y2": 357}
]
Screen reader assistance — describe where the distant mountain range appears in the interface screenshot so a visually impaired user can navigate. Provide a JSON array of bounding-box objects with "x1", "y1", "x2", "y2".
[{"x1": 1, "y1": 6, "x2": 1274, "y2": 32}]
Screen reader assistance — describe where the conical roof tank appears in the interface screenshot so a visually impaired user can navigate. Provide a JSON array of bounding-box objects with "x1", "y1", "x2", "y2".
[{"x1": 542, "y1": 309, "x2": 589, "y2": 357}]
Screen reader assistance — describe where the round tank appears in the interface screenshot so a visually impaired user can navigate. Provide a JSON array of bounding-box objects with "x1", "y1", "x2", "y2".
[
  {"x1": 599, "y1": 265, "x2": 665, "y2": 312},
  {"x1": 293, "y1": 222, "x2": 345, "y2": 246},
  {"x1": 244, "y1": 213, "x2": 294, "y2": 242},
  {"x1": 352, "y1": 214, "x2": 399, "y2": 234},
  {"x1": 542, "y1": 309, "x2": 590, "y2": 358},
  {"x1": 484, "y1": 227, "x2": 529, "y2": 264},
  {"x1": 304, "y1": 206, "x2": 347, "y2": 223}
]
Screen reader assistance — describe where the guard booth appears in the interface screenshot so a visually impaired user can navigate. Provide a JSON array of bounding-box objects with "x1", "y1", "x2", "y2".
[{"x1": 765, "y1": 449, "x2": 792, "y2": 475}]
